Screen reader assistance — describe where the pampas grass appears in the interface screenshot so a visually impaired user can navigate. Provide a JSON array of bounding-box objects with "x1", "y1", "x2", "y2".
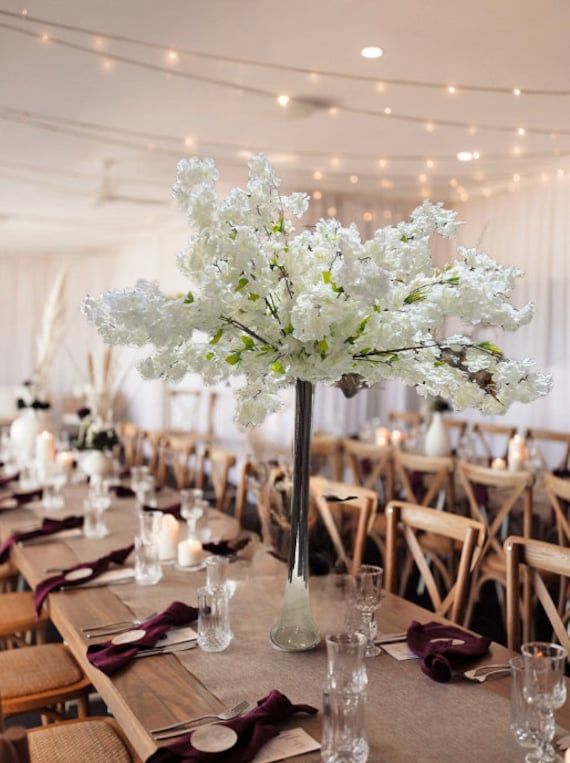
[{"x1": 35, "y1": 268, "x2": 67, "y2": 387}]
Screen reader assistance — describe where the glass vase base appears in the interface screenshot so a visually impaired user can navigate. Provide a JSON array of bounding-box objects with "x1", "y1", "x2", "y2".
[{"x1": 270, "y1": 623, "x2": 321, "y2": 652}]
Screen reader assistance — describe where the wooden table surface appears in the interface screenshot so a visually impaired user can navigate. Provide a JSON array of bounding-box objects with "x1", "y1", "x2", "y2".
[{"x1": 1, "y1": 482, "x2": 569, "y2": 763}]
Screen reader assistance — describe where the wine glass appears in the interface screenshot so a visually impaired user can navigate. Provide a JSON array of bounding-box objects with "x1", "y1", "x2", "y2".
[
  {"x1": 181, "y1": 489, "x2": 204, "y2": 538},
  {"x1": 353, "y1": 565, "x2": 383, "y2": 658},
  {"x1": 522, "y1": 642, "x2": 567, "y2": 763}
]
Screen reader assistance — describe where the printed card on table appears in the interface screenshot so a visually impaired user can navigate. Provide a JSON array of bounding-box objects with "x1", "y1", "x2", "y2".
[
  {"x1": 381, "y1": 641, "x2": 419, "y2": 661},
  {"x1": 251, "y1": 727, "x2": 320, "y2": 763}
]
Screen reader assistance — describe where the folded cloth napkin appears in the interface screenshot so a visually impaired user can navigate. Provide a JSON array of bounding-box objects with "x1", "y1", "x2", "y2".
[
  {"x1": 87, "y1": 601, "x2": 198, "y2": 676},
  {"x1": 406, "y1": 620, "x2": 491, "y2": 683},
  {"x1": 148, "y1": 689, "x2": 318, "y2": 763},
  {"x1": 110, "y1": 484, "x2": 136, "y2": 498},
  {"x1": 203, "y1": 537, "x2": 250, "y2": 557},
  {"x1": 0, "y1": 487, "x2": 44, "y2": 509},
  {"x1": 0, "y1": 472, "x2": 19, "y2": 488},
  {"x1": 144, "y1": 502, "x2": 182, "y2": 520},
  {"x1": 0, "y1": 515, "x2": 84, "y2": 564},
  {"x1": 34, "y1": 543, "x2": 134, "y2": 614}
]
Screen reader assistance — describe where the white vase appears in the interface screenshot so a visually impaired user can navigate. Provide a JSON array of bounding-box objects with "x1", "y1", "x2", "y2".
[
  {"x1": 424, "y1": 412, "x2": 451, "y2": 458},
  {"x1": 81, "y1": 450, "x2": 112, "y2": 481},
  {"x1": 10, "y1": 409, "x2": 41, "y2": 462}
]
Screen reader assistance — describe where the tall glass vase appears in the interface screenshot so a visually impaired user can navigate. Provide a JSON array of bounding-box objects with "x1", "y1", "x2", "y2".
[{"x1": 270, "y1": 379, "x2": 320, "y2": 652}]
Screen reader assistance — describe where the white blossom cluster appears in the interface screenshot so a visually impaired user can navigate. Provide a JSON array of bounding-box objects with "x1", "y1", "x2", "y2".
[{"x1": 82, "y1": 155, "x2": 552, "y2": 428}]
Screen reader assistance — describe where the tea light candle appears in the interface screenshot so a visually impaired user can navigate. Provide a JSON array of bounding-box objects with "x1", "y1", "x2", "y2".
[
  {"x1": 375, "y1": 427, "x2": 391, "y2": 446},
  {"x1": 158, "y1": 514, "x2": 179, "y2": 561},
  {"x1": 178, "y1": 538, "x2": 203, "y2": 567},
  {"x1": 36, "y1": 431, "x2": 55, "y2": 466},
  {"x1": 391, "y1": 429, "x2": 404, "y2": 448},
  {"x1": 491, "y1": 457, "x2": 507, "y2": 470},
  {"x1": 56, "y1": 451, "x2": 74, "y2": 480}
]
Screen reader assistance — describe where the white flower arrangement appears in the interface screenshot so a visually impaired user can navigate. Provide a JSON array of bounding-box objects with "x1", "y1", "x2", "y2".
[{"x1": 82, "y1": 155, "x2": 552, "y2": 428}]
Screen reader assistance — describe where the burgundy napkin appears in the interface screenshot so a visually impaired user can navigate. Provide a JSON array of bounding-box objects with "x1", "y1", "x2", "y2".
[
  {"x1": 0, "y1": 515, "x2": 84, "y2": 564},
  {"x1": 203, "y1": 537, "x2": 251, "y2": 557},
  {"x1": 144, "y1": 502, "x2": 182, "y2": 520},
  {"x1": 34, "y1": 543, "x2": 134, "y2": 614},
  {"x1": 406, "y1": 620, "x2": 491, "y2": 683},
  {"x1": 87, "y1": 601, "x2": 198, "y2": 676},
  {"x1": 148, "y1": 689, "x2": 318, "y2": 763},
  {"x1": 0, "y1": 472, "x2": 19, "y2": 488},
  {"x1": 110, "y1": 484, "x2": 136, "y2": 498},
  {"x1": 0, "y1": 487, "x2": 44, "y2": 510}
]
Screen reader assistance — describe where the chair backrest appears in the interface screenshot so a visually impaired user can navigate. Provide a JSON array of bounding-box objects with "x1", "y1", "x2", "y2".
[
  {"x1": 525, "y1": 428, "x2": 570, "y2": 472},
  {"x1": 385, "y1": 500, "x2": 486, "y2": 624},
  {"x1": 473, "y1": 422, "x2": 517, "y2": 460},
  {"x1": 311, "y1": 435, "x2": 344, "y2": 481},
  {"x1": 310, "y1": 476, "x2": 378, "y2": 574},
  {"x1": 201, "y1": 446, "x2": 237, "y2": 513},
  {"x1": 0, "y1": 728, "x2": 29, "y2": 763},
  {"x1": 163, "y1": 435, "x2": 197, "y2": 490},
  {"x1": 235, "y1": 459, "x2": 272, "y2": 527},
  {"x1": 458, "y1": 461, "x2": 534, "y2": 567},
  {"x1": 144, "y1": 430, "x2": 168, "y2": 487},
  {"x1": 387, "y1": 411, "x2": 424, "y2": 429},
  {"x1": 394, "y1": 449, "x2": 455, "y2": 510},
  {"x1": 544, "y1": 472, "x2": 570, "y2": 546},
  {"x1": 342, "y1": 438, "x2": 393, "y2": 503},
  {"x1": 116, "y1": 421, "x2": 144, "y2": 468},
  {"x1": 505, "y1": 535, "x2": 570, "y2": 651},
  {"x1": 167, "y1": 388, "x2": 219, "y2": 439},
  {"x1": 444, "y1": 418, "x2": 468, "y2": 449}
]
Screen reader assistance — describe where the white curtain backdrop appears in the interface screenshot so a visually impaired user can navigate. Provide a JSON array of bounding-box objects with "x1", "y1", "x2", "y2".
[{"x1": 1, "y1": 178, "x2": 568, "y2": 444}]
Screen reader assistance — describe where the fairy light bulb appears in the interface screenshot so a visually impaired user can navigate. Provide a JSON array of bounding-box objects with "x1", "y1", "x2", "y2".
[
  {"x1": 349, "y1": 175, "x2": 359, "y2": 184},
  {"x1": 378, "y1": 158, "x2": 388, "y2": 168},
  {"x1": 313, "y1": 191, "x2": 323, "y2": 200},
  {"x1": 276, "y1": 94, "x2": 290, "y2": 108},
  {"x1": 447, "y1": 85, "x2": 457, "y2": 94},
  {"x1": 425, "y1": 122, "x2": 435, "y2": 132},
  {"x1": 384, "y1": 106, "x2": 392, "y2": 115},
  {"x1": 363, "y1": 211, "x2": 373, "y2": 222},
  {"x1": 313, "y1": 170, "x2": 323, "y2": 181},
  {"x1": 327, "y1": 206, "x2": 337, "y2": 217},
  {"x1": 426, "y1": 159, "x2": 435, "y2": 169},
  {"x1": 517, "y1": 127, "x2": 526, "y2": 136},
  {"x1": 513, "y1": 88, "x2": 522, "y2": 96}
]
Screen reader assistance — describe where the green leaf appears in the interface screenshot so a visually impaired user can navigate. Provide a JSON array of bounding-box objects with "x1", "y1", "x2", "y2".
[
  {"x1": 322, "y1": 270, "x2": 332, "y2": 284},
  {"x1": 434, "y1": 360, "x2": 445, "y2": 367},
  {"x1": 445, "y1": 274, "x2": 460, "y2": 285},
  {"x1": 400, "y1": 234, "x2": 409, "y2": 243},
  {"x1": 317, "y1": 339, "x2": 329, "y2": 356},
  {"x1": 241, "y1": 335, "x2": 255, "y2": 350},
  {"x1": 248, "y1": 292, "x2": 260, "y2": 302},
  {"x1": 235, "y1": 277, "x2": 249, "y2": 292},
  {"x1": 270, "y1": 361, "x2": 286, "y2": 374},
  {"x1": 229, "y1": 229, "x2": 237, "y2": 240},
  {"x1": 283, "y1": 323, "x2": 294, "y2": 335},
  {"x1": 226, "y1": 352, "x2": 241, "y2": 365},
  {"x1": 272, "y1": 215, "x2": 284, "y2": 234},
  {"x1": 209, "y1": 328, "x2": 223, "y2": 345},
  {"x1": 404, "y1": 289, "x2": 425, "y2": 305},
  {"x1": 205, "y1": 351, "x2": 214, "y2": 360},
  {"x1": 183, "y1": 291, "x2": 194, "y2": 304},
  {"x1": 476, "y1": 341, "x2": 504, "y2": 357},
  {"x1": 373, "y1": 305, "x2": 381, "y2": 313},
  {"x1": 259, "y1": 345, "x2": 273, "y2": 354}
]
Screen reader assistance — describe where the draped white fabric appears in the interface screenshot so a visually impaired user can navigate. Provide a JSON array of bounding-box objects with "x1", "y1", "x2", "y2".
[{"x1": 1, "y1": 178, "x2": 568, "y2": 441}]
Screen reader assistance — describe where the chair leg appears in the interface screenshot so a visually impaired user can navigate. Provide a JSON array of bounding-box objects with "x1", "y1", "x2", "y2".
[{"x1": 77, "y1": 694, "x2": 89, "y2": 719}]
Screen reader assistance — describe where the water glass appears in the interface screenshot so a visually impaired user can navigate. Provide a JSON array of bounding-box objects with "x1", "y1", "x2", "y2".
[
  {"x1": 83, "y1": 498, "x2": 108, "y2": 539},
  {"x1": 326, "y1": 633, "x2": 367, "y2": 692},
  {"x1": 197, "y1": 586, "x2": 232, "y2": 652},
  {"x1": 321, "y1": 681, "x2": 369, "y2": 763},
  {"x1": 19, "y1": 462, "x2": 39, "y2": 491},
  {"x1": 522, "y1": 642, "x2": 567, "y2": 763},
  {"x1": 510, "y1": 656, "x2": 541, "y2": 751},
  {"x1": 181, "y1": 489, "x2": 205, "y2": 538},
  {"x1": 353, "y1": 565, "x2": 383, "y2": 657},
  {"x1": 42, "y1": 481, "x2": 64, "y2": 511},
  {"x1": 88, "y1": 479, "x2": 111, "y2": 512},
  {"x1": 136, "y1": 475, "x2": 157, "y2": 509},
  {"x1": 134, "y1": 535, "x2": 162, "y2": 585},
  {"x1": 139, "y1": 510, "x2": 163, "y2": 542},
  {"x1": 130, "y1": 465, "x2": 150, "y2": 496}
]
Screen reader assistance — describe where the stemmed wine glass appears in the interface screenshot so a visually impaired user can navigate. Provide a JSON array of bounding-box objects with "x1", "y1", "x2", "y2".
[
  {"x1": 181, "y1": 488, "x2": 204, "y2": 538},
  {"x1": 353, "y1": 565, "x2": 383, "y2": 658},
  {"x1": 522, "y1": 642, "x2": 567, "y2": 763}
]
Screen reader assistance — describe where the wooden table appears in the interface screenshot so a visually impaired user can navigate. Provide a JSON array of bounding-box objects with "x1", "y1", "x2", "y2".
[{"x1": 1, "y1": 483, "x2": 569, "y2": 762}]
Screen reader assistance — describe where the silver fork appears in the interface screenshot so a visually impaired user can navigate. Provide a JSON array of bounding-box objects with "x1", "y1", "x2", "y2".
[
  {"x1": 81, "y1": 614, "x2": 156, "y2": 633},
  {"x1": 151, "y1": 700, "x2": 250, "y2": 737},
  {"x1": 462, "y1": 665, "x2": 510, "y2": 683}
]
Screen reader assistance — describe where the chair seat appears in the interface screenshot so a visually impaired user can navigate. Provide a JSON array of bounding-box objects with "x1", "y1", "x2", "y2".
[
  {"x1": 0, "y1": 644, "x2": 83, "y2": 699},
  {"x1": 0, "y1": 591, "x2": 49, "y2": 637},
  {"x1": 29, "y1": 719, "x2": 132, "y2": 763}
]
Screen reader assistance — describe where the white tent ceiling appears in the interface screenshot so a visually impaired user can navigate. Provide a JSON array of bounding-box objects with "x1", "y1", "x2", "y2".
[{"x1": 0, "y1": 0, "x2": 569, "y2": 251}]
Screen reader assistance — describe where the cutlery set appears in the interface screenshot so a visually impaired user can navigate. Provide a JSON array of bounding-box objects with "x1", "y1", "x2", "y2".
[{"x1": 150, "y1": 700, "x2": 250, "y2": 740}]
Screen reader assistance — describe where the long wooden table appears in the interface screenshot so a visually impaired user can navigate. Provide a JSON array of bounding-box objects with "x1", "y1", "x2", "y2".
[{"x1": 1, "y1": 483, "x2": 569, "y2": 762}]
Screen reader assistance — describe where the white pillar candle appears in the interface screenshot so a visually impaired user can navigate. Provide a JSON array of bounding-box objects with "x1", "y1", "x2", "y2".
[
  {"x1": 375, "y1": 427, "x2": 391, "y2": 446},
  {"x1": 491, "y1": 457, "x2": 507, "y2": 470},
  {"x1": 56, "y1": 451, "x2": 74, "y2": 480},
  {"x1": 36, "y1": 431, "x2": 56, "y2": 465},
  {"x1": 158, "y1": 514, "x2": 179, "y2": 561},
  {"x1": 391, "y1": 429, "x2": 404, "y2": 448},
  {"x1": 178, "y1": 538, "x2": 203, "y2": 567},
  {"x1": 508, "y1": 434, "x2": 525, "y2": 472}
]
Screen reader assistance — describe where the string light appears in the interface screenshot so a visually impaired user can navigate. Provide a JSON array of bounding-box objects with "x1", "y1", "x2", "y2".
[
  {"x1": 473, "y1": 171, "x2": 485, "y2": 181},
  {"x1": 360, "y1": 46, "x2": 383, "y2": 59},
  {"x1": 426, "y1": 159, "x2": 435, "y2": 168},
  {"x1": 482, "y1": 188, "x2": 492, "y2": 197},
  {"x1": 312, "y1": 190, "x2": 322, "y2": 200},
  {"x1": 330, "y1": 156, "x2": 341, "y2": 167},
  {"x1": 420, "y1": 187, "x2": 430, "y2": 199},
  {"x1": 513, "y1": 173, "x2": 521, "y2": 183},
  {"x1": 378, "y1": 158, "x2": 388, "y2": 168},
  {"x1": 468, "y1": 125, "x2": 478, "y2": 135},
  {"x1": 308, "y1": 72, "x2": 319, "y2": 82},
  {"x1": 540, "y1": 172, "x2": 549, "y2": 181},
  {"x1": 20, "y1": 8, "x2": 27, "y2": 15},
  {"x1": 384, "y1": 106, "x2": 392, "y2": 115},
  {"x1": 513, "y1": 88, "x2": 522, "y2": 96},
  {"x1": 349, "y1": 174, "x2": 359, "y2": 184},
  {"x1": 313, "y1": 170, "x2": 323, "y2": 180},
  {"x1": 418, "y1": 172, "x2": 428, "y2": 183},
  {"x1": 447, "y1": 85, "x2": 457, "y2": 95},
  {"x1": 425, "y1": 122, "x2": 435, "y2": 132},
  {"x1": 380, "y1": 179, "x2": 393, "y2": 189},
  {"x1": 449, "y1": 178, "x2": 458, "y2": 188},
  {"x1": 517, "y1": 127, "x2": 526, "y2": 136},
  {"x1": 166, "y1": 49, "x2": 179, "y2": 63},
  {"x1": 383, "y1": 210, "x2": 393, "y2": 220},
  {"x1": 328, "y1": 106, "x2": 339, "y2": 117},
  {"x1": 557, "y1": 168, "x2": 565, "y2": 177},
  {"x1": 40, "y1": 32, "x2": 49, "y2": 42},
  {"x1": 238, "y1": 149, "x2": 252, "y2": 159},
  {"x1": 376, "y1": 82, "x2": 385, "y2": 93},
  {"x1": 276, "y1": 94, "x2": 290, "y2": 108},
  {"x1": 184, "y1": 136, "x2": 194, "y2": 147},
  {"x1": 362, "y1": 211, "x2": 373, "y2": 222},
  {"x1": 512, "y1": 146, "x2": 522, "y2": 155},
  {"x1": 147, "y1": 143, "x2": 156, "y2": 151},
  {"x1": 457, "y1": 151, "x2": 475, "y2": 162},
  {"x1": 93, "y1": 36, "x2": 104, "y2": 49},
  {"x1": 327, "y1": 206, "x2": 337, "y2": 216},
  {"x1": 101, "y1": 58, "x2": 113, "y2": 71}
]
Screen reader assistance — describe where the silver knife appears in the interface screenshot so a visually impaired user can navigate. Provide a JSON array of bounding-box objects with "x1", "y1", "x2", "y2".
[{"x1": 135, "y1": 644, "x2": 197, "y2": 659}]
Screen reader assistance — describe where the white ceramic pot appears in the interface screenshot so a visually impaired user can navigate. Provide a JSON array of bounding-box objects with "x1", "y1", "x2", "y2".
[
  {"x1": 10, "y1": 409, "x2": 40, "y2": 462},
  {"x1": 424, "y1": 412, "x2": 451, "y2": 458},
  {"x1": 81, "y1": 450, "x2": 112, "y2": 480}
]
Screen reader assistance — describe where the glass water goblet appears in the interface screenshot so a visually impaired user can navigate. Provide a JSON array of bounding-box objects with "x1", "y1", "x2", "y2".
[
  {"x1": 522, "y1": 642, "x2": 568, "y2": 763},
  {"x1": 134, "y1": 534, "x2": 162, "y2": 585},
  {"x1": 83, "y1": 498, "x2": 109, "y2": 539},
  {"x1": 136, "y1": 475, "x2": 156, "y2": 509},
  {"x1": 139, "y1": 510, "x2": 163, "y2": 543},
  {"x1": 326, "y1": 632, "x2": 367, "y2": 693},
  {"x1": 197, "y1": 586, "x2": 232, "y2": 652},
  {"x1": 511, "y1": 656, "x2": 541, "y2": 752},
  {"x1": 181, "y1": 489, "x2": 204, "y2": 538},
  {"x1": 353, "y1": 565, "x2": 383, "y2": 658}
]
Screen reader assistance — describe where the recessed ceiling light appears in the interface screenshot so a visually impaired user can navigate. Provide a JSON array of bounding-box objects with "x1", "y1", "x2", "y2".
[
  {"x1": 276, "y1": 94, "x2": 290, "y2": 108},
  {"x1": 426, "y1": 159, "x2": 435, "y2": 169},
  {"x1": 513, "y1": 88, "x2": 522, "y2": 96},
  {"x1": 313, "y1": 170, "x2": 323, "y2": 181},
  {"x1": 425, "y1": 122, "x2": 435, "y2": 132},
  {"x1": 378, "y1": 158, "x2": 388, "y2": 168},
  {"x1": 361, "y1": 46, "x2": 383, "y2": 59},
  {"x1": 384, "y1": 106, "x2": 392, "y2": 115},
  {"x1": 447, "y1": 85, "x2": 457, "y2": 94},
  {"x1": 517, "y1": 127, "x2": 526, "y2": 136},
  {"x1": 349, "y1": 175, "x2": 359, "y2": 184},
  {"x1": 363, "y1": 211, "x2": 373, "y2": 222},
  {"x1": 313, "y1": 190, "x2": 323, "y2": 200},
  {"x1": 327, "y1": 206, "x2": 337, "y2": 216},
  {"x1": 457, "y1": 151, "x2": 474, "y2": 162}
]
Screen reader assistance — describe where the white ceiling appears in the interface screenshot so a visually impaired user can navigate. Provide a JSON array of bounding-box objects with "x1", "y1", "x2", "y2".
[{"x1": 0, "y1": 0, "x2": 569, "y2": 250}]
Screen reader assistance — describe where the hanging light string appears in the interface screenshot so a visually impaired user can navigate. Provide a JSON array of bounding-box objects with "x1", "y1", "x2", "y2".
[
  {"x1": 5, "y1": 8, "x2": 570, "y2": 98},
  {"x1": 1, "y1": 103, "x2": 568, "y2": 164},
  {"x1": 1, "y1": 20, "x2": 569, "y2": 138}
]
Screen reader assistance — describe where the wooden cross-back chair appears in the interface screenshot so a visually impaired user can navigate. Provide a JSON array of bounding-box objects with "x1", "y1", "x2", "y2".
[
  {"x1": 387, "y1": 411, "x2": 424, "y2": 430},
  {"x1": 458, "y1": 460, "x2": 534, "y2": 625},
  {"x1": 385, "y1": 501, "x2": 486, "y2": 624},
  {"x1": 311, "y1": 435, "x2": 344, "y2": 482},
  {"x1": 310, "y1": 476, "x2": 378, "y2": 574},
  {"x1": 162, "y1": 435, "x2": 198, "y2": 490},
  {"x1": 116, "y1": 421, "x2": 144, "y2": 468},
  {"x1": 444, "y1": 418, "x2": 468, "y2": 450},
  {"x1": 544, "y1": 472, "x2": 570, "y2": 548},
  {"x1": 473, "y1": 422, "x2": 517, "y2": 460},
  {"x1": 200, "y1": 445, "x2": 237, "y2": 513},
  {"x1": 143, "y1": 430, "x2": 169, "y2": 487},
  {"x1": 167, "y1": 388, "x2": 219, "y2": 441},
  {"x1": 235, "y1": 458, "x2": 275, "y2": 528},
  {"x1": 505, "y1": 536, "x2": 570, "y2": 652},
  {"x1": 525, "y1": 428, "x2": 570, "y2": 472}
]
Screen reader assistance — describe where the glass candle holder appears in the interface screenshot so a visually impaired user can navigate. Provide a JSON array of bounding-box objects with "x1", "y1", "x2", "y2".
[
  {"x1": 134, "y1": 535, "x2": 162, "y2": 586},
  {"x1": 510, "y1": 656, "x2": 541, "y2": 751},
  {"x1": 197, "y1": 586, "x2": 232, "y2": 652},
  {"x1": 83, "y1": 497, "x2": 108, "y2": 539},
  {"x1": 321, "y1": 681, "x2": 369, "y2": 763},
  {"x1": 326, "y1": 632, "x2": 368, "y2": 693},
  {"x1": 139, "y1": 510, "x2": 163, "y2": 543}
]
